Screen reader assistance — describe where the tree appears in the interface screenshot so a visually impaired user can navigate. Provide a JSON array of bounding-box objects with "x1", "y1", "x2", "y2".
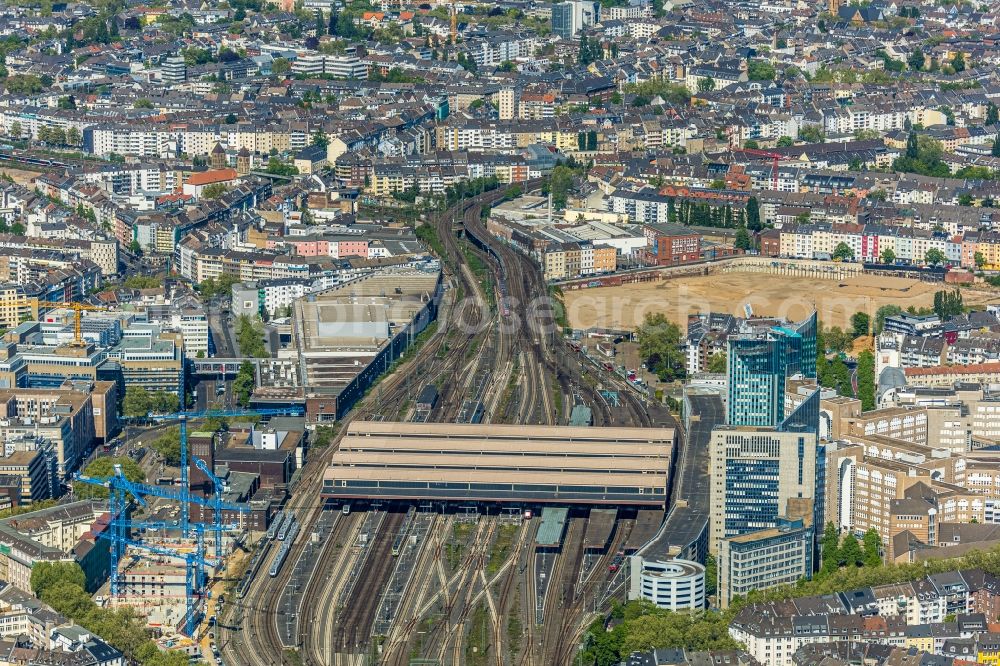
[
  {"x1": 933, "y1": 289, "x2": 964, "y2": 319},
  {"x1": 851, "y1": 312, "x2": 871, "y2": 338},
  {"x1": 799, "y1": 125, "x2": 824, "y2": 143},
  {"x1": 777, "y1": 135, "x2": 793, "y2": 147},
  {"x1": 150, "y1": 427, "x2": 181, "y2": 466},
  {"x1": 924, "y1": 247, "x2": 946, "y2": 266},
  {"x1": 863, "y1": 528, "x2": 882, "y2": 566},
  {"x1": 41, "y1": 579, "x2": 95, "y2": 617},
  {"x1": 975, "y1": 252, "x2": 987, "y2": 270},
  {"x1": 577, "y1": 34, "x2": 596, "y2": 65},
  {"x1": 745, "y1": 196, "x2": 761, "y2": 232},
  {"x1": 833, "y1": 242, "x2": 855, "y2": 261},
  {"x1": 234, "y1": 360, "x2": 255, "y2": 406},
  {"x1": 265, "y1": 157, "x2": 298, "y2": 177},
  {"x1": 734, "y1": 227, "x2": 752, "y2": 251},
  {"x1": 838, "y1": 533, "x2": 864, "y2": 568},
  {"x1": 697, "y1": 76, "x2": 715, "y2": 93},
  {"x1": 9, "y1": 121, "x2": 20, "y2": 139},
  {"x1": 10, "y1": 222, "x2": 24, "y2": 236},
  {"x1": 820, "y1": 522, "x2": 840, "y2": 575},
  {"x1": 31, "y1": 561, "x2": 86, "y2": 598},
  {"x1": 272, "y1": 57, "x2": 291, "y2": 76},
  {"x1": 66, "y1": 126, "x2": 80, "y2": 146},
  {"x1": 987, "y1": 103, "x2": 998, "y2": 127},
  {"x1": 311, "y1": 129, "x2": 329, "y2": 148},
  {"x1": 908, "y1": 47, "x2": 924, "y2": 71},
  {"x1": 906, "y1": 131, "x2": 919, "y2": 160},
  {"x1": 743, "y1": 139, "x2": 759, "y2": 150},
  {"x1": 824, "y1": 326, "x2": 851, "y2": 354},
  {"x1": 201, "y1": 183, "x2": 227, "y2": 200},
  {"x1": 993, "y1": 136, "x2": 1000, "y2": 158},
  {"x1": 704, "y1": 554, "x2": 717, "y2": 597},
  {"x1": 128, "y1": 239, "x2": 142, "y2": 255},
  {"x1": 75, "y1": 456, "x2": 145, "y2": 499},
  {"x1": 707, "y1": 352, "x2": 726, "y2": 373},
  {"x1": 122, "y1": 386, "x2": 152, "y2": 418},
  {"x1": 224, "y1": 113, "x2": 237, "y2": 124},
  {"x1": 636, "y1": 313, "x2": 685, "y2": 381},
  {"x1": 548, "y1": 165, "x2": 574, "y2": 210},
  {"x1": 857, "y1": 349, "x2": 876, "y2": 411},
  {"x1": 881, "y1": 247, "x2": 896, "y2": 264},
  {"x1": 4, "y1": 74, "x2": 45, "y2": 95},
  {"x1": 823, "y1": 355, "x2": 854, "y2": 397},
  {"x1": 875, "y1": 304, "x2": 903, "y2": 334},
  {"x1": 747, "y1": 59, "x2": 776, "y2": 81},
  {"x1": 123, "y1": 275, "x2": 160, "y2": 289},
  {"x1": 952, "y1": 51, "x2": 965, "y2": 73}
]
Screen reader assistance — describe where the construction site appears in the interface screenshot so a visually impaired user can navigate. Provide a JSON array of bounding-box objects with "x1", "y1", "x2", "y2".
[{"x1": 70, "y1": 364, "x2": 305, "y2": 660}]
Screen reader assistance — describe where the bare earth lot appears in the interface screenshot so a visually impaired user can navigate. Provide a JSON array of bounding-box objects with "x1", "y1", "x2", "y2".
[
  {"x1": 0, "y1": 168, "x2": 42, "y2": 186},
  {"x1": 563, "y1": 272, "x2": 998, "y2": 331}
]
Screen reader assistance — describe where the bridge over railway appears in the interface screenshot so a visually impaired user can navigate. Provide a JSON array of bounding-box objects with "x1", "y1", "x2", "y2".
[{"x1": 190, "y1": 358, "x2": 263, "y2": 377}]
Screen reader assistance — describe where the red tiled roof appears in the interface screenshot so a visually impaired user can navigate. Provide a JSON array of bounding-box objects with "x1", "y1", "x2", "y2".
[{"x1": 188, "y1": 169, "x2": 237, "y2": 186}]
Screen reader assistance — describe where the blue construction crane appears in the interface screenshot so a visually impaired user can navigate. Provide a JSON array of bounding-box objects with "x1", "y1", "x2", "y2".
[
  {"x1": 144, "y1": 406, "x2": 303, "y2": 538},
  {"x1": 194, "y1": 457, "x2": 228, "y2": 559},
  {"x1": 78, "y1": 370, "x2": 303, "y2": 637},
  {"x1": 97, "y1": 528, "x2": 219, "y2": 636},
  {"x1": 75, "y1": 467, "x2": 246, "y2": 637}
]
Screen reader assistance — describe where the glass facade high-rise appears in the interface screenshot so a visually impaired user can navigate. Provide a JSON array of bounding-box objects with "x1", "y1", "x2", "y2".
[
  {"x1": 727, "y1": 312, "x2": 818, "y2": 428},
  {"x1": 550, "y1": 1, "x2": 599, "y2": 39},
  {"x1": 551, "y1": 3, "x2": 573, "y2": 39},
  {"x1": 713, "y1": 311, "x2": 823, "y2": 604}
]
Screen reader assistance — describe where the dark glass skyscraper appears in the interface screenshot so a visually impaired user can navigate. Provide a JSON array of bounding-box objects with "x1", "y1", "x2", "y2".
[{"x1": 726, "y1": 312, "x2": 818, "y2": 428}]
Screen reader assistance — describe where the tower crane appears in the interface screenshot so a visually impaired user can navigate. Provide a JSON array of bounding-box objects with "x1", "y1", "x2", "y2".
[
  {"x1": 144, "y1": 406, "x2": 304, "y2": 537},
  {"x1": 450, "y1": 0, "x2": 457, "y2": 43},
  {"x1": 75, "y1": 465, "x2": 247, "y2": 636},
  {"x1": 78, "y1": 347, "x2": 303, "y2": 636},
  {"x1": 194, "y1": 456, "x2": 234, "y2": 560},
  {"x1": 0, "y1": 297, "x2": 108, "y2": 347}
]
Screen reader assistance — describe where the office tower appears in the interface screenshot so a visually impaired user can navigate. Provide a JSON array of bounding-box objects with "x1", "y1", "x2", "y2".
[
  {"x1": 727, "y1": 312, "x2": 817, "y2": 427},
  {"x1": 161, "y1": 56, "x2": 187, "y2": 84},
  {"x1": 551, "y1": 1, "x2": 599, "y2": 40},
  {"x1": 709, "y1": 426, "x2": 816, "y2": 551}
]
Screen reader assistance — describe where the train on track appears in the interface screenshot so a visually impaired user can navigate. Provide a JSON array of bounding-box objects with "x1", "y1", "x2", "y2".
[
  {"x1": 266, "y1": 511, "x2": 286, "y2": 541},
  {"x1": 269, "y1": 519, "x2": 299, "y2": 577},
  {"x1": 390, "y1": 507, "x2": 417, "y2": 556},
  {"x1": 277, "y1": 515, "x2": 296, "y2": 541}
]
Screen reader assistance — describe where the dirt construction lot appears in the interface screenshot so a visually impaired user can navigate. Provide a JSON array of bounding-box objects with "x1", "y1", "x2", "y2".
[
  {"x1": 562, "y1": 271, "x2": 998, "y2": 330},
  {"x1": 0, "y1": 168, "x2": 43, "y2": 187}
]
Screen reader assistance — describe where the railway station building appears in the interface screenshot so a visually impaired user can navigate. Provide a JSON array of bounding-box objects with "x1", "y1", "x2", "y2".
[
  {"x1": 292, "y1": 269, "x2": 443, "y2": 421},
  {"x1": 321, "y1": 421, "x2": 676, "y2": 507}
]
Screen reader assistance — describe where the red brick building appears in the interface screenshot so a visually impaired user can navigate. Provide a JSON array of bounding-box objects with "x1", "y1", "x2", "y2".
[
  {"x1": 643, "y1": 223, "x2": 701, "y2": 265},
  {"x1": 760, "y1": 228, "x2": 781, "y2": 257}
]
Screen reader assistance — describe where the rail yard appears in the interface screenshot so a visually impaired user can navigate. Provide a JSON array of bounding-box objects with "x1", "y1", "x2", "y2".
[{"x1": 219, "y1": 184, "x2": 679, "y2": 666}]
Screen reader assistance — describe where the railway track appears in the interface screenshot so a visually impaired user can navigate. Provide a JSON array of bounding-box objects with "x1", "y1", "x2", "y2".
[
  {"x1": 229, "y1": 181, "x2": 674, "y2": 666},
  {"x1": 222, "y1": 188, "x2": 516, "y2": 666},
  {"x1": 332, "y1": 510, "x2": 405, "y2": 661},
  {"x1": 298, "y1": 510, "x2": 365, "y2": 665}
]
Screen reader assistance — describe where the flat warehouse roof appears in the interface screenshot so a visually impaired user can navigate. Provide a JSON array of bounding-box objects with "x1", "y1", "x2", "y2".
[{"x1": 322, "y1": 421, "x2": 676, "y2": 506}]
